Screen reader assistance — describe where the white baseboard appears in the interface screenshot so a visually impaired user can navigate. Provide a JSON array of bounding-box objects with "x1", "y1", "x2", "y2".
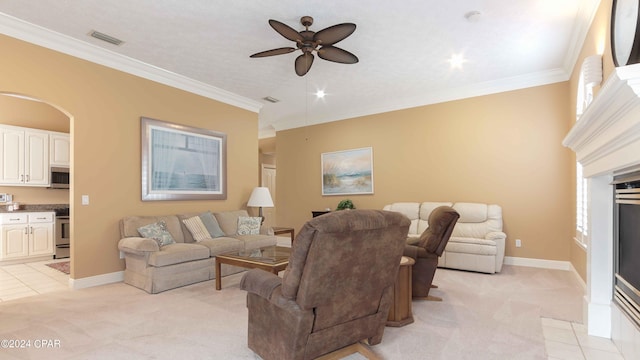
[
  {"x1": 504, "y1": 256, "x2": 572, "y2": 271},
  {"x1": 570, "y1": 262, "x2": 587, "y2": 290},
  {"x1": 69, "y1": 271, "x2": 124, "y2": 290}
]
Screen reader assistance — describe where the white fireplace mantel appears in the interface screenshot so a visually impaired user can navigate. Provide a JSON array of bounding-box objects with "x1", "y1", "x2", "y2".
[
  {"x1": 564, "y1": 63, "x2": 640, "y2": 178},
  {"x1": 563, "y1": 64, "x2": 640, "y2": 356}
]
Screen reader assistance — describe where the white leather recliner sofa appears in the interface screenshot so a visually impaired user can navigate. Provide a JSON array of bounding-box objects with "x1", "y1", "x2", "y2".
[{"x1": 383, "y1": 202, "x2": 506, "y2": 274}]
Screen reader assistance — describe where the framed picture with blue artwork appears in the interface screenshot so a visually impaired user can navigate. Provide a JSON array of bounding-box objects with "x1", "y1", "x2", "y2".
[
  {"x1": 321, "y1": 147, "x2": 374, "y2": 196},
  {"x1": 141, "y1": 117, "x2": 227, "y2": 201}
]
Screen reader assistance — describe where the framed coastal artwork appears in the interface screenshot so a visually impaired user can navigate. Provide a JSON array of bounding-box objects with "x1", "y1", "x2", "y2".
[
  {"x1": 321, "y1": 147, "x2": 374, "y2": 196},
  {"x1": 141, "y1": 117, "x2": 227, "y2": 201}
]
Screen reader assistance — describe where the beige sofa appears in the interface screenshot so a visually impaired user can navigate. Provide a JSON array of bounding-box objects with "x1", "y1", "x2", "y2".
[
  {"x1": 118, "y1": 210, "x2": 276, "y2": 293},
  {"x1": 383, "y1": 202, "x2": 506, "y2": 274}
]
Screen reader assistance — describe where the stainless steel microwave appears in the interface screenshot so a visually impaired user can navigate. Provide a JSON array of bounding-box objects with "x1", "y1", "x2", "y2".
[{"x1": 50, "y1": 166, "x2": 70, "y2": 189}]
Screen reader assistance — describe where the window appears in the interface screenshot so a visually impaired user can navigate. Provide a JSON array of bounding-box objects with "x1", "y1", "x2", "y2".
[
  {"x1": 575, "y1": 162, "x2": 588, "y2": 248},
  {"x1": 574, "y1": 55, "x2": 600, "y2": 249}
]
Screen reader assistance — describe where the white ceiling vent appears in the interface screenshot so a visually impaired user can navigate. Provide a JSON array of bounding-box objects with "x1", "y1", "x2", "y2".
[
  {"x1": 263, "y1": 96, "x2": 280, "y2": 103},
  {"x1": 88, "y1": 30, "x2": 124, "y2": 46}
]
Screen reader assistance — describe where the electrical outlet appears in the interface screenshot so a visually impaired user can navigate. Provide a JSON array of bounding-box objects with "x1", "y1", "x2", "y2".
[{"x1": 515, "y1": 239, "x2": 522, "y2": 248}]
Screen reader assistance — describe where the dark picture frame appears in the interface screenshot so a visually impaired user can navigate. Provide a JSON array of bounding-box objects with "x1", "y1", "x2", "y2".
[{"x1": 141, "y1": 117, "x2": 227, "y2": 201}]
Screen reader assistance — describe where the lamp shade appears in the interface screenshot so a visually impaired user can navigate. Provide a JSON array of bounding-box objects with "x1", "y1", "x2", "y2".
[{"x1": 247, "y1": 187, "x2": 274, "y2": 208}]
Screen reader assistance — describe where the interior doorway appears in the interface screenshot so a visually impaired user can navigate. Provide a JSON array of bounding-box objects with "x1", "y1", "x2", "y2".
[{"x1": 0, "y1": 93, "x2": 72, "y2": 292}]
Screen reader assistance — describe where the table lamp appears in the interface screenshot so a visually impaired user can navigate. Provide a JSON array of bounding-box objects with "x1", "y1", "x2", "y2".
[{"x1": 247, "y1": 187, "x2": 274, "y2": 223}]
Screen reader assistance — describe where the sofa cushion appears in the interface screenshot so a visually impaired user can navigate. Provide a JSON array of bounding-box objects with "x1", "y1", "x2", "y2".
[
  {"x1": 383, "y1": 203, "x2": 419, "y2": 235},
  {"x1": 418, "y1": 202, "x2": 453, "y2": 234},
  {"x1": 148, "y1": 243, "x2": 210, "y2": 267},
  {"x1": 137, "y1": 221, "x2": 176, "y2": 247},
  {"x1": 182, "y1": 216, "x2": 211, "y2": 242},
  {"x1": 446, "y1": 236, "x2": 497, "y2": 256},
  {"x1": 121, "y1": 215, "x2": 185, "y2": 243},
  {"x1": 451, "y1": 203, "x2": 504, "y2": 238},
  {"x1": 237, "y1": 216, "x2": 262, "y2": 235},
  {"x1": 453, "y1": 203, "x2": 488, "y2": 223},
  {"x1": 200, "y1": 211, "x2": 225, "y2": 238},
  {"x1": 236, "y1": 234, "x2": 278, "y2": 250},
  {"x1": 214, "y1": 210, "x2": 250, "y2": 235},
  {"x1": 197, "y1": 237, "x2": 244, "y2": 256}
]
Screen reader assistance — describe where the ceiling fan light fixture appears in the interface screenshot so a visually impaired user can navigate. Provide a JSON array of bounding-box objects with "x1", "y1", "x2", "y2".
[{"x1": 250, "y1": 16, "x2": 358, "y2": 76}]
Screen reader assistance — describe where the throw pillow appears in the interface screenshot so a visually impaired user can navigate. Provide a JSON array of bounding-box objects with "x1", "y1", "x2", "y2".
[
  {"x1": 199, "y1": 211, "x2": 225, "y2": 238},
  {"x1": 237, "y1": 216, "x2": 261, "y2": 235},
  {"x1": 182, "y1": 216, "x2": 211, "y2": 242},
  {"x1": 137, "y1": 221, "x2": 175, "y2": 247}
]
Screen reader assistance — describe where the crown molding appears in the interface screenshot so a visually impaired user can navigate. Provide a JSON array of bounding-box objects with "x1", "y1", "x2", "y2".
[
  {"x1": 562, "y1": 0, "x2": 602, "y2": 77},
  {"x1": 0, "y1": 13, "x2": 262, "y2": 113}
]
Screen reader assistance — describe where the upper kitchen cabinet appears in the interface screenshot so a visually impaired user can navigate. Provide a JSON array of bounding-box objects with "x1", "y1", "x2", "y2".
[
  {"x1": 0, "y1": 124, "x2": 49, "y2": 186},
  {"x1": 49, "y1": 131, "x2": 70, "y2": 167}
]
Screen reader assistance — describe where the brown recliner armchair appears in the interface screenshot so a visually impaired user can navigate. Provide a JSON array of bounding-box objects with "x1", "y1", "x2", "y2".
[
  {"x1": 240, "y1": 209, "x2": 410, "y2": 360},
  {"x1": 403, "y1": 206, "x2": 459, "y2": 300}
]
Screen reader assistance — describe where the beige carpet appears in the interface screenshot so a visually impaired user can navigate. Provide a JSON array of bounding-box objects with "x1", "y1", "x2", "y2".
[{"x1": 0, "y1": 265, "x2": 583, "y2": 359}]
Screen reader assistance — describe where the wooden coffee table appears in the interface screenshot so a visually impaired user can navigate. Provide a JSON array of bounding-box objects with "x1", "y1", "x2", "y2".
[{"x1": 215, "y1": 245, "x2": 291, "y2": 290}]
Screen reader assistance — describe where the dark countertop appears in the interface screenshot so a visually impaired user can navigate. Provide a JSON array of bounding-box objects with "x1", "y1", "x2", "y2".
[{"x1": 0, "y1": 203, "x2": 68, "y2": 213}]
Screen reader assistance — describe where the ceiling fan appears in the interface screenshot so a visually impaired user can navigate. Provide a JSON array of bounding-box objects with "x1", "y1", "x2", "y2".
[{"x1": 250, "y1": 16, "x2": 359, "y2": 76}]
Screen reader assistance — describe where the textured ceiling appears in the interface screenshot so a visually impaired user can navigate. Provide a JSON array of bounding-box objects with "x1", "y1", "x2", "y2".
[{"x1": 0, "y1": 0, "x2": 600, "y2": 137}]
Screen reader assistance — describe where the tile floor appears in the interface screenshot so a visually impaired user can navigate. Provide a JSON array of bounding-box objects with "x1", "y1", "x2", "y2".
[
  {"x1": 0, "y1": 259, "x2": 627, "y2": 359},
  {"x1": 543, "y1": 317, "x2": 624, "y2": 359},
  {"x1": 0, "y1": 258, "x2": 70, "y2": 302}
]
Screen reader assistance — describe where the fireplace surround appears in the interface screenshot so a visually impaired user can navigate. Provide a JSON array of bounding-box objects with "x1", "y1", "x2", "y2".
[
  {"x1": 613, "y1": 174, "x2": 640, "y2": 329},
  {"x1": 564, "y1": 63, "x2": 640, "y2": 357}
]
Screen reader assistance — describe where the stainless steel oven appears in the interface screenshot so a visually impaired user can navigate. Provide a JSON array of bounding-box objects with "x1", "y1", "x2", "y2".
[{"x1": 54, "y1": 207, "x2": 70, "y2": 259}]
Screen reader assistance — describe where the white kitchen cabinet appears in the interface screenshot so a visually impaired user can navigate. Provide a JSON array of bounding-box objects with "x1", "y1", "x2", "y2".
[
  {"x1": 1, "y1": 224, "x2": 29, "y2": 259},
  {"x1": 0, "y1": 212, "x2": 54, "y2": 261},
  {"x1": 0, "y1": 125, "x2": 50, "y2": 186},
  {"x1": 49, "y1": 132, "x2": 70, "y2": 167}
]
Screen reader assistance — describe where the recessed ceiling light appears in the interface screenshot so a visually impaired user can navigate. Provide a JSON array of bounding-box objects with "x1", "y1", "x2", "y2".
[
  {"x1": 448, "y1": 53, "x2": 467, "y2": 69},
  {"x1": 315, "y1": 90, "x2": 325, "y2": 98}
]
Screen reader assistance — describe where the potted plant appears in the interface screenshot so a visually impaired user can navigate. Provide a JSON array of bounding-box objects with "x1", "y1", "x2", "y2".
[{"x1": 336, "y1": 199, "x2": 355, "y2": 211}]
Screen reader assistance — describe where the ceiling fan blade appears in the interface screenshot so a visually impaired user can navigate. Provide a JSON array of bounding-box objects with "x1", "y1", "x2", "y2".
[
  {"x1": 313, "y1": 23, "x2": 356, "y2": 46},
  {"x1": 317, "y1": 46, "x2": 359, "y2": 64},
  {"x1": 250, "y1": 47, "x2": 297, "y2": 58},
  {"x1": 295, "y1": 53, "x2": 314, "y2": 76},
  {"x1": 269, "y1": 19, "x2": 303, "y2": 42}
]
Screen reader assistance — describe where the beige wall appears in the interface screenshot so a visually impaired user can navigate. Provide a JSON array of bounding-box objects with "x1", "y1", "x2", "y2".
[
  {"x1": 0, "y1": 95, "x2": 70, "y2": 205},
  {"x1": 0, "y1": 34, "x2": 259, "y2": 279},
  {"x1": 0, "y1": 95, "x2": 70, "y2": 132},
  {"x1": 276, "y1": 83, "x2": 573, "y2": 261}
]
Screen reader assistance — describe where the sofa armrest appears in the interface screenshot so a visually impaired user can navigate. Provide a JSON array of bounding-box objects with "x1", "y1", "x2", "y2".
[
  {"x1": 260, "y1": 225, "x2": 274, "y2": 236},
  {"x1": 118, "y1": 237, "x2": 160, "y2": 255},
  {"x1": 486, "y1": 231, "x2": 506, "y2": 272},
  {"x1": 240, "y1": 268, "x2": 282, "y2": 300},
  {"x1": 485, "y1": 231, "x2": 506, "y2": 241}
]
